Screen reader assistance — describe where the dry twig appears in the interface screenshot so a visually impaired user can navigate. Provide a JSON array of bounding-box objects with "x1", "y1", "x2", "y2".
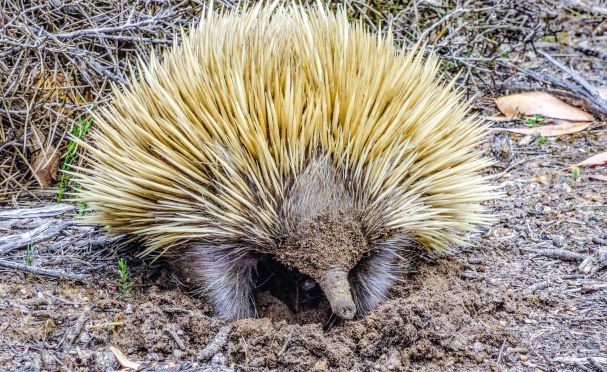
[
  {"x1": 199, "y1": 325, "x2": 233, "y2": 361},
  {"x1": 0, "y1": 220, "x2": 73, "y2": 254},
  {"x1": 0, "y1": 258, "x2": 86, "y2": 281}
]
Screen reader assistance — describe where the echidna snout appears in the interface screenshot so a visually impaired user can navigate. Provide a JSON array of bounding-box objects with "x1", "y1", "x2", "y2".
[{"x1": 318, "y1": 268, "x2": 357, "y2": 319}]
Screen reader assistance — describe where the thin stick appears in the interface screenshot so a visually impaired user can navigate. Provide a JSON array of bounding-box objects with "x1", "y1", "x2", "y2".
[
  {"x1": 0, "y1": 220, "x2": 73, "y2": 255},
  {"x1": 0, "y1": 203, "x2": 75, "y2": 219},
  {"x1": 0, "y1": 259, "x2": 86, "y2": 281},
  {"x1": 199, "y1": 325, "x2": 233, "y2": 361},
  {"x1": 537, "y1": 50, "x2": 605, "y2": 103},
  {"x1": 525, "y1": 248, "x2": 587, "y2": 262}
]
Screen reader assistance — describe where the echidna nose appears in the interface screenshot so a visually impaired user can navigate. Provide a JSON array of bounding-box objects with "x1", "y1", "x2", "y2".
[
  {"x1": 318, "y1": 267, "x2": 357, "y2": 320},
  {"x1": 334, "y1": 302, "x2": 356, "y2": 319}
]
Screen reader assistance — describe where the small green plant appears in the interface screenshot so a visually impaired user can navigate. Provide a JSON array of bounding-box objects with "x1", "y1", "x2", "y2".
[
  {"x1": 25, "y1": 245, "x2": 33, "y2": 266},
  {"x1": 77, "y1": 201, "x2": 88, "y2": 216},
  {"x1": 571, "y1": 166, "x2": 581, "y2": 181},
  {"x1": 57, "y1": 115, "x2": 94, "y2": 203},
  {"x1": 538, "y1": 135, "x2": 548, "y2": 145},
  {"x1": 446, "y1": 61, "x2": 461, "y2": 72},
  {"x1": 117, "y1": 258, "x2": 133, "y2": 298},
  {"x1": 522, "y1": 114, "x2": 546, "y2": 127}
]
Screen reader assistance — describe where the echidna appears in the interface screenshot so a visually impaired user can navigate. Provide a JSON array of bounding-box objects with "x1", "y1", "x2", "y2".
[{"x1": 74, "y1": 3, "x2": 494, "y2": 320}]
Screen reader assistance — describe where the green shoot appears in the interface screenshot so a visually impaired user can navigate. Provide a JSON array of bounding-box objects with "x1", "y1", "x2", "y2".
[
  {"x1": 571, "y1": 166, "x2": 581, "y2": 181},
  {"x1": 25, "y1": 245, "x2": 33, "y2": 266},
  {"x1": 446, "y1": 61, "x2": 461, "y2": 72},
  {"x1": 117, "y1": 258, "x2": 133, "y2": 299},
  {"x1": 77, "y1": 202, "x2": 88, "y2": 216},
  {"x1": 522, "y1": 114, "x2": 545, "y2": 127},
  {"x1": 57, "y1": 115, "x2": 94, "y2": 203},
  {"x1": 538, "y1": 136, "x2": 547, "y2": 145}
]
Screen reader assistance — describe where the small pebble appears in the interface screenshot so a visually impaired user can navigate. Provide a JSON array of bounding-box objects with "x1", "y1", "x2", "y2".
[
  {"x1": 79, "y1": 333, "x2": 91, "y2": 343},
  {"x1": 145, "y1": 353, "x2": 162, "y2": 362},
  {"x1": 312, "y1": 360, "x2": 328, "y2": 371},
  {"x1": 552, "y1": 235, "x2": 564, "y2": 248},
  {"x1": 93, "y1": 351, "x2": 117, "y2": 371},
  {"x1": 211, "y1": 353, "x2": 226, "y2": 365},
  {"x1": 461, "y1": 270, "x2": 480, "y2": 280}
]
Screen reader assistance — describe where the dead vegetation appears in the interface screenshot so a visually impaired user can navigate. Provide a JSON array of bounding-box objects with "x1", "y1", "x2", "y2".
[
  {"x1": 2, "y1": 0, "x2": 605, "y2": 202},
  {"x1": 0, "y1": 0, "x2": 204, "y2": 201}
]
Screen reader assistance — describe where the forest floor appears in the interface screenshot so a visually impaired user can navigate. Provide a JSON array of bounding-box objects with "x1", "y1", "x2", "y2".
[{"x1": 1, "y1": 1, "x2": 607, "y2": 371}]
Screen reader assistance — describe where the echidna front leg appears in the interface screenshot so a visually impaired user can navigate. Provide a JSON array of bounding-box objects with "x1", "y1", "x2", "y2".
[
  {"x1": 169, "y1": 242, "x2": 258, "y2": 320},
  {"x1": 350, "y1": 236, "x2": 415, "y2": 315}
]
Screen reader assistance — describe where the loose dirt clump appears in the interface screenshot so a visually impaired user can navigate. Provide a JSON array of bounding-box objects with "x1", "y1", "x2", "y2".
[
  {"x1": 279, "y1": 211, "x2": 368, "y2": 279},
  {"x1": 0, "y1": 255, "x2": 522, "y2": 370}
]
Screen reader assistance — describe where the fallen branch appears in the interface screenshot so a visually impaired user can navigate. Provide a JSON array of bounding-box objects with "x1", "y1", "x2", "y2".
[
  {"x1": 0, "y1": 259, "x2": 86, "y2": 281},
  {"x1": 525, "y1": 248, "x2": 587, "y2": 262},
  {"x1": 168, "y1": 328, "x2": 186, "y2": 351},
  {"x1": 564, "y1": 0, "x2": 607, "y2": 15},
  {"x1": 515, "y1": 49, "x2": 607, "y2": 120},
  {"x1": 579, "y1": 247, "x2": 607, "y2": 274},
  {"x1": 58, "y1": 311, "x2": 89, "y2": 349},
  {"x1": 554, "y1": 356, "x2": 607, "y2": 366},
  {"x1": 0, "y1": 203, "x2": 75, "y2": 219},
  {"x1": 537, "y1": 50, "x2": 607, "y2": 111},
  {"x1": 0, "y1": 220, "x2": 74, "y2": 255},
  {"x1": 522, "y1": 280, "x2": 550, "y2": 295}
]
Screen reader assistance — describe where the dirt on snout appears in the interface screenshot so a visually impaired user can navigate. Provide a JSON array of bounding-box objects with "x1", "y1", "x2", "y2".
[{"x1": 0, "y1": 256, "x2": 524, "y2": 371}]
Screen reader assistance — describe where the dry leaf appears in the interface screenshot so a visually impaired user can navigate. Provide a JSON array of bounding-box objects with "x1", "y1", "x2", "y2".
[
  {"x1": 31, "y1": 146, "x2": 61, "y2": 187},
  {"x1": 34, "y1": 71, "x2": 87, "y2": 115},
  {"x1": 588, "y1": 175, "x2": 607, "y2": 182},
  {"x1": 495, "y1": 92, "x2": 594, "y2": 121},
  {"x1": 494, "y1": 121, "x2": 591, "y2": 137},
  {"x1": 575, "y1": 152, "x2": 607, "y2": 168},
  {"x1": 485, "y1": 115, "x2": 511, "y2": 122},
  {"x1": 27, "y1": 126, "x2": 46, "y2": 154},
  {"x1": 26, "y1": 126, "x2": 61, "y2": 187},
  {"x1": 518, "y1": 135, "x2": 536, "y2": 146},
  {"x1": 109, "y1": 346, "x2": 140, "y2": 370}
]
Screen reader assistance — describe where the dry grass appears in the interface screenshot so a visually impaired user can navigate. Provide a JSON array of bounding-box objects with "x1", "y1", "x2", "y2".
[
  {"x1": 0, "y1": 0, "x2": 204, "y2": 202},
  {"x1": 0, "y1": 0, "x2": 603, "y2": 204}
]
